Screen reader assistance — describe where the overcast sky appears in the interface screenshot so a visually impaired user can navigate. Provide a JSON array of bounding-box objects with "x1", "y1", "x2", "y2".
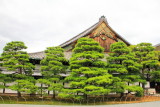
[{"x1": 0, "y1": 0, "x2": 160, "y2": 53}]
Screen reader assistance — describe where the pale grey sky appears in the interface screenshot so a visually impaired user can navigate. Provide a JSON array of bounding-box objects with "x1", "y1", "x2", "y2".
[{"x1": 0, "y1": 0, "x2": 160, "y2": 53}]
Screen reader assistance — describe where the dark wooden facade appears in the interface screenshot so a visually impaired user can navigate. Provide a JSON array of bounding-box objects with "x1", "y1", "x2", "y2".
[{"x1": 89, "y1": 22, "x2": 118, "y2": 52}]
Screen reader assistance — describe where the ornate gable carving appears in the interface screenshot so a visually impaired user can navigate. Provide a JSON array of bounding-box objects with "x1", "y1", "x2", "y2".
[{"x1": 89, "y1": 22, "x2": 118, "y2": 52}]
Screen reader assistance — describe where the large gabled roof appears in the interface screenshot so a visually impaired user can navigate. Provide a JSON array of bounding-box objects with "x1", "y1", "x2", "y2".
[
  {"x1": 59, "y1": 16, "x2": 130, "y2": 48},
  {"x1": 28, "y1": 16, "x2": 131, "y2": 60}
]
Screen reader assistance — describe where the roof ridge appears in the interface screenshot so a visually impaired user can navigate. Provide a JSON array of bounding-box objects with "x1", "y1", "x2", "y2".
[
  {"x1": 59, "y1": 22, "x2": 99, "y2": 47},
  {"x1": 154, "y1": 43, "x2": 160, "y2": 47}
]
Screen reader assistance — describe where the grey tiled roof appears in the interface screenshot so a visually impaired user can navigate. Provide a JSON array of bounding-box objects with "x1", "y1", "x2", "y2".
[
  {"x1": 28, "y1": 51, "x2": 72, "y2": 60},
  {"x1": 29, "y1": 51, "x2": 45, "y2": 59},
  {"x1": 59, "y1": 22, "x2": 98, "y2": 48}
]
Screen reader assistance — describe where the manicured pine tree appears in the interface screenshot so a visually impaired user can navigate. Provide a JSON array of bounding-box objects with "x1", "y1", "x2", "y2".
[
  {"x1": 122, "y1": 53, "x2": 144, "y2": 96},
  {"x1": 59, "y1": 37, "x2": 113, "y2": 100},
  {"x1": 130, "y1": 43, "x2": 159, "y2": 89},
  {"x1": 150, "y1": 51, "x2": 160, "y2": 91},
  {"x1": 151, "y1": 70, "x2": 160, "y2": 83},
  {"x1": 107, "y1": 42, "x2": 128, "y2": 92},
  {"x1": 37, "y1": 79, "x2": 50, "y2": 97},
  {"x1": 1, "y1": 41, "x2": 34, "y2": 75},
  {"x1": 121, "y1": 52, "x2": 145, "y2": 86},
  {"x1": 107, "y1": 42, "x2": 144, "y2": 96},
  {"x1": 40, "y1": 46, "x2": 67, "y2": 98},
  {"x1": 1, "y1": 41, "x2": 35, "y2": 97}
]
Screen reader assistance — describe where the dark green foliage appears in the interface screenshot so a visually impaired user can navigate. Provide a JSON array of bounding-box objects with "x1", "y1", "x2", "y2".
[
  {"x1": 107, "y1": 42, "x2": 143, "y2": 95},
  {"x1": 40, "y1": 46, "x2": 67, "y2": 98},
  {"x1": 0, "y1": 74, "x2": 13, "y2": 93},
  {"x1": 48, "y1": 83, "x2": 63, "y2": 94},
  {"x1": 1, "y1": 41, "x2": 35, "y2": 97},
  {"x1": 41, "y1": 46, "x2": 67, "y2": 77},
  {"x1": 37, "y1": 79, "x2": 50, "y2": 97},
  {"x1": 130, "y1": 43, "x2": 158, "y2": 71},
  {"x1": 154, "y1": 51, "x2": 160, "y2": 71},
  {"x1": 1, "y1": 41, "x2": 34, "y2": 75},
  {"x1": 126, "y1": 86, "x2": 143, "y2": 97},
  {"x1": 1, "y1": 39, "x2": 155, "y2": 99},
  {"x1": 130, "y1": 43, "x2": 160, "y2": 88},
  {"x1": 150, "y1": 70, "x2": 160, "y2": 82},
  {"x1": 9, "y1": 74, "x2": 37, "y2": 97},
  {"x1": 150, "y1": 51, "x2": 160, "y2": 83},
  {"x1": 9, "y1": 79, "x2": 38, "y2": 94},
  {"x1": 60, "y1": 37, "x2": 113, "y2": 99}
]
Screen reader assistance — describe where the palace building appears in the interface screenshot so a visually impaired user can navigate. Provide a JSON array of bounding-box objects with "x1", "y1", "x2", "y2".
[
  {"x1": 1, "y1": 16, "x2": 156, "y2": 92},
  {"x1": 27, "y1": 16, "x2": 130, "y2": 77},
  {"x1": 29, "y1": 16, "x2": 130, "y2": 61}
]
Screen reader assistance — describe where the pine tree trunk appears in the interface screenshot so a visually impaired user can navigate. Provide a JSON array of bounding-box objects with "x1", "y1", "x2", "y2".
[
  {"x1": 3, "y1": 88, "x2": 5, "y2": 94},
  {"x1": 142, "y1": 83, "x2": 145, "y2": 89},
  {"x1": 120, "y1": 93, "x2": 124, "y2": 98},
  {"x1": 53, "y1": 90, "x2": 55, "y2": 99},
  {"x1": 17, "y1": 91, "x2": 21, "y2": 98},
  {"x1": 139, "y1": 82, "x2": 141, "y2": 86},
  {"x1": 30, "y1": 93, "x2": 36, "y2": 97},
  {"x1": 48, "y1": 85, "x2": 50, "y2": 95},
  {"x1": 3, "y1": 83, "x2": 6, "y2": 93},
  {"x1": 30, "y1": 82, "x2": 36, "y2": 97},
  {"x1": 19, "y1": 67, "x2": 22, "y2": 74},
  {"x1": 127, "y1": 82, "x2": 130, "y2": 94},
  {"x1": 41, "y1": 83, "x2": 43, "y2": 97},
  {"x1": 142, "y1": 69, "x2": 145, "y2": 89},
  {"x1": 48, "y1": 91, "x2": 50, "y2": 95},
  {"x1": 84, "y1": 93, "x2": 87, "y2": 100}
]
